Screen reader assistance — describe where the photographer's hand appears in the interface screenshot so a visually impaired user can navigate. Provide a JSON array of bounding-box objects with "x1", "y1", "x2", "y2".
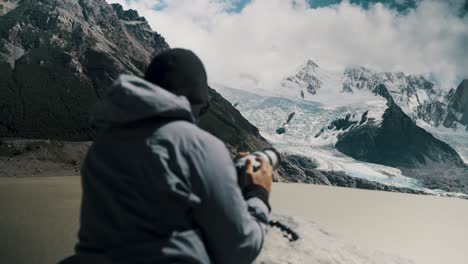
[{"x1": 245, "y1": 157, "x2": 272, "y2": 193}]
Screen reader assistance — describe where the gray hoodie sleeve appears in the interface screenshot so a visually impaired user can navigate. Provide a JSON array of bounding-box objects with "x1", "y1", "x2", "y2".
[{"x1": 189, "y1": 136, "x2": 270, "y2": 264}]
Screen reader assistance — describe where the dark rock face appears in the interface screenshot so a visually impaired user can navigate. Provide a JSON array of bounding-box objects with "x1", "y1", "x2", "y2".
[
  {"x1": 282, "y1": 112, "x2": 295, "y2": 126},
  {"x1": 198, "y1": 89, "x2": 270, "y2": 157},
  {"x1": 277, "y1": 154, "x2": 329, "y2": 184},
  {"x1": 372, "y1": 84, "x2": 395, "y2": 104},
  {"x1": 334, "y1": 84, "x2": 466, "y2": 169},
  {"x1": 416, "y1": 100, "x2": 447, "y2": 127},
  {"x1": 111, "y1": 3, "x2": 146, "y2": 21},
  {"x1": 328, "y1": 113, "x2": 356, "y2": 131},
  {"x1": 275, "y1": 127, "x2": 286, "y2": 135},
  {"x1": 444, "y1": 80, "x2": 468, "y2": 129},
  {"x1": 403, "y1": 167, "x2": 468, "y2": 194},
  {"x1": 335, "y1": 102, "x2": 466, "y2": 169},
  {"x1": 0, "y1": 0, "x2": 169, "y2": 140}
]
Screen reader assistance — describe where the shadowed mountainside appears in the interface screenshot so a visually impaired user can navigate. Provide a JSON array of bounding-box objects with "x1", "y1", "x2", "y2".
[{"x1": 0, "y1": 0, "x2": 168, "y2": 140}]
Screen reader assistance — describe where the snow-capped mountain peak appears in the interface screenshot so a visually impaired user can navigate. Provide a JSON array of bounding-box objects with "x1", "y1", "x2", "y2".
[
  {"x1": 305, "y1": 59, "x2": 320, "y2": 69},
  {"x1": 281, "y1": 59, "x2": 326, "y2": 95},
  {"x1": 280, "y1": 59, "x2": 452, "y2": 128}
]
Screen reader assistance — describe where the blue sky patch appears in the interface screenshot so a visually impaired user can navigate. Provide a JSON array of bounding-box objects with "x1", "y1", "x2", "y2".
[
  {"x1": 150, "y1": 0, "x2": 466, "y2": 16},
  {"x1": 218, "y1": 0, "x2": 418, "y2": 13}
]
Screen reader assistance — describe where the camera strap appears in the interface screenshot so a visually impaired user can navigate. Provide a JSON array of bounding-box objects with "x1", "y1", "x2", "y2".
[{"x1": 269, "y1": 220, "x2": 300, "y2": 242}]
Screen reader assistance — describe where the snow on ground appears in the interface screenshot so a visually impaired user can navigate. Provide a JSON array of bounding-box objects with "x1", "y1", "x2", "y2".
[{"x1": 255, "y1": 214, "x2": 414, "y2": 264}]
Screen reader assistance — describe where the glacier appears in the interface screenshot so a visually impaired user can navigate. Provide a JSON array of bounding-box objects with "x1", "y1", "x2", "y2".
[{"x1": 212, "y1": 59, "x2": 468, "y2": 196}]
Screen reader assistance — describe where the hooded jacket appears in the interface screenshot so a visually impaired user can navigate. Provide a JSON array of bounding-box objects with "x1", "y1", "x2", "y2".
[{"x1": 72, "y1": 75, "x2": 269, "y2": 264}]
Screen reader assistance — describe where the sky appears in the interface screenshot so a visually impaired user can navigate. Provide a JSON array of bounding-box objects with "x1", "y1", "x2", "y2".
[{"x1": 106, "y1": 0, "x2": 468, "y2": 90}]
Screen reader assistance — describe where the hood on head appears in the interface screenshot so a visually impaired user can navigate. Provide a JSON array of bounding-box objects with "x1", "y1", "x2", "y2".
[{"x1": 94, "y1": 75, "x2": 195, "y2": 125}]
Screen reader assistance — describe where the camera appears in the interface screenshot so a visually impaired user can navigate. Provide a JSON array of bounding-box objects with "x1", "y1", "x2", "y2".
[{"x1": 235, "y1": 148, "x2": 281, "y2": 172}]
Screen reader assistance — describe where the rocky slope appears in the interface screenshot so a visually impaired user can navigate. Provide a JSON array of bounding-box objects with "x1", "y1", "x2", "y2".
[
  {"x1": 444, "y1": 79, "x2": 468, "y2": 129},
  {"x1": 199, "y1": 88, "x2": 271, "y2": 156},
  {"x1": 0, "y1": 0, "x2": 271, "y2": 177},
  {"x1": 332, "y1": 101, "x2": 468, "y2": 193},
  {"x1": 0, "y1": 0, "x2": 274, "y2": 156},
  {"x1": 0, "y1": 0, "x2": 266, "y2": 151},
  {"x1": 333, "y1": 95, "x2": 466, "y2": 169},
  {"x1": 0, "y1": 0, "x2": 168, "y2": 140}
]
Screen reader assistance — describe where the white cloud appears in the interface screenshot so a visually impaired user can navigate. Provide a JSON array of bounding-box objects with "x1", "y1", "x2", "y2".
[{"x1": 107, "y1": 0, "x2": 468, "y2": 89}]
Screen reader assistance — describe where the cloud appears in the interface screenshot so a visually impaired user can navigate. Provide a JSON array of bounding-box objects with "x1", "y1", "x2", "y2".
[{"x1": 107, "y1": 0, "x2": 468, "y2": 89}]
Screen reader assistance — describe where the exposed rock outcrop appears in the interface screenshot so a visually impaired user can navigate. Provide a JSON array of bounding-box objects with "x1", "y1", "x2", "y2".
[
  {"x1": 335, "y1": 88, "x2": 466, "y2": 169},
  {"x1": 198, "y1": 89, "x2": 270, "y2": 156},
  {"x1": 444, "y1": 80, "x2": 468, "y2": 129},
  {"x1": 330, "y1": 85, "x2": 468, "y2": 193}
]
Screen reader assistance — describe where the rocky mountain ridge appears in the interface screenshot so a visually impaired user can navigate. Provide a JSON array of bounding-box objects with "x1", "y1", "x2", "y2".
[
  {"x1": 282, "y1": 59, "x2": 465, "y2": 130},
  {"x1": 444, "y1": 79, "x2": 468, "y2": 129},
  {"x1": 0, "y1": 0, "x2": 169, "y2": 140}
]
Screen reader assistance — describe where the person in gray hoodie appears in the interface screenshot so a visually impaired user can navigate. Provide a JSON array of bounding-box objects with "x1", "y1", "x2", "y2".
[{"x1": 60, "y1": 48, "x2": 272, "y2": 264}]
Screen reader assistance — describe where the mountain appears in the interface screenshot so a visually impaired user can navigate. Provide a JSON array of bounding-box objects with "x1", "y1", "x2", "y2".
[
  {"x1": 0, "y1": 0, "x2": 270, "y2": 154},
  {"x1": 282, "y1": 59, "x2": 453, "y2": 127},
  {"x1": 0, "y1": 0, "x2": 169, "y2": 140},
  {"x1": 0, "y1": 0, "x2": 424, "y2": 194},
  {"x1": 215, "y1": 58, "x2": 467, "y2": 195},
  {"x1": 199, "y1": 88, "x2": 271, "y2": 156},
  {"x1": 1, "y1": 0, "x2": 465, "y2": 196},
  {"x1": 444, "y1": 79, "x2": 468, "y2": 129},
  {"x1": 283, "y1": 60, "x2": 468, "y2": 193},
  {"x1": 0, "y1": 0, "x2": 286, "y2": 178},
  {"x1": 334, "y1": 100, "x2": 465, "y2": 169}
]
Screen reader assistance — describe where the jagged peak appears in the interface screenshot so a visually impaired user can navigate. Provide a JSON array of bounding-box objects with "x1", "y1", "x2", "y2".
[
  {"x1": 111, "y1": 3, "x2": 146, "y2": 22},
  {"x1": 460, "y1": 79, "x2": 468, "y2": 87},
  {"x1": 305, "y1": 59, "x2": 319, "y2": 69},
  {"x1": 344, "y1": 65, "x2": 374, "y2": 75}
]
